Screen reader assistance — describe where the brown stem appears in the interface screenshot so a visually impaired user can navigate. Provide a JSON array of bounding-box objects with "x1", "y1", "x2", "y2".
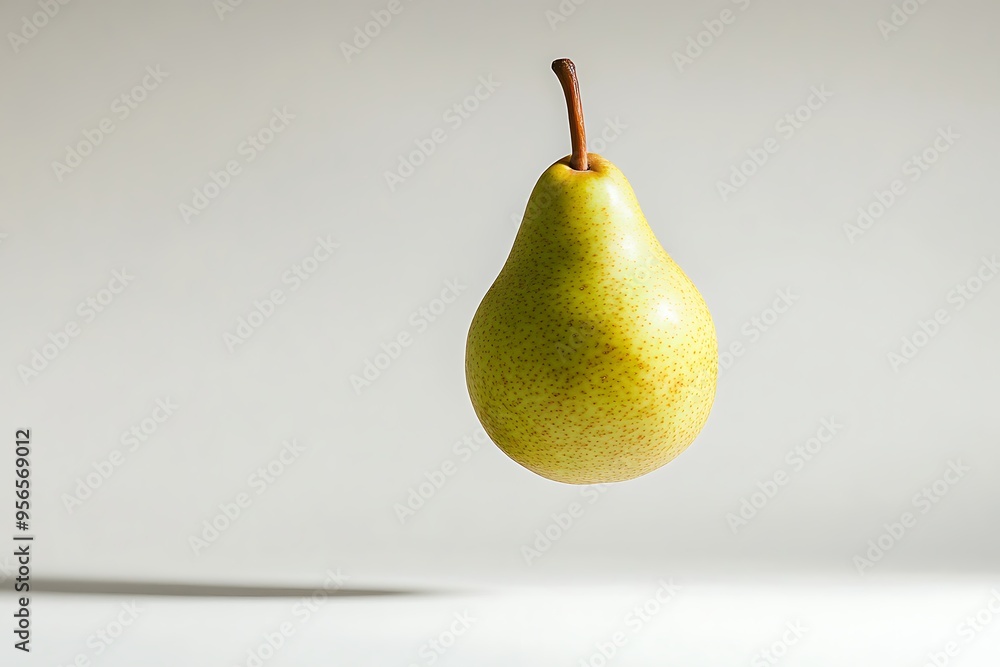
[{"x1": 551, "y1": 58, "x2": 588, "y2": 171}]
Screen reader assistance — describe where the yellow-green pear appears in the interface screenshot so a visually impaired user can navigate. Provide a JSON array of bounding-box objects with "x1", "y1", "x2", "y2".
[{"x1": 466, "y1": 59, "x2": 717, "y2": 484}]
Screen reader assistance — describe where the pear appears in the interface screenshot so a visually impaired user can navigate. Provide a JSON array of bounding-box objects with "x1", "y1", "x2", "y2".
[{"x1": 465, "y1": 59, "x2": 717, "y2": 484}]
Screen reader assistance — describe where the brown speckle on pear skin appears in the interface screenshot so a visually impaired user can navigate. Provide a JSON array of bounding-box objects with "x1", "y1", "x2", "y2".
[{"x1": 466, "y1": 153, "x2": 717, "y2": 484}]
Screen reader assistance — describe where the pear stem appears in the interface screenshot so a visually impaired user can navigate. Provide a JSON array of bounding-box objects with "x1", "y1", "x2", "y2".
[{"x1": 551, "y1": 58, "x2": 588, "y2": 171}]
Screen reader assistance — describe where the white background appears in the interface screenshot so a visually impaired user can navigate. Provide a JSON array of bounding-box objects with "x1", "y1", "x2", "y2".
[{"x1": 1, "y1": 0, "x2": 998, "y2": 599}]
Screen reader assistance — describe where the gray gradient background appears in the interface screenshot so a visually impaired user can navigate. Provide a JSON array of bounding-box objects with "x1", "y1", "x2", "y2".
[{"x1": 1, "y1": 0, "x2": 998, "y2": 591}]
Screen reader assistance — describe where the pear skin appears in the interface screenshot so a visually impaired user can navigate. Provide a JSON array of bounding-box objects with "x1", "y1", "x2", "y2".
[{"x1": 466, "y1": 153, "x2": 717, "y2": 484}]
